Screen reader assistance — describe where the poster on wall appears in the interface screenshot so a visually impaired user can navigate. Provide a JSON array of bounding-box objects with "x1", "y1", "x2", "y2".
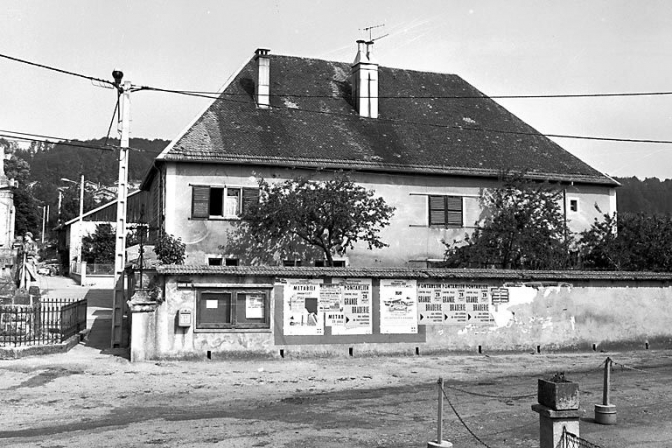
[
  {"x1": 380, "y1": 279, "x2": 418, "y2": 334},
  {"x1": 417, "y1": 283, "x2": 448, "y2": 324},
  {"x1": 246, "y1": 294, "x2": 265, "y2": 319},
  {"x1": 320, "y1": 283, "x2": 345, "y2": 328},
  {"x1": 417, "y1": 284, "x2": 494, "y2": 325},
  {"x1": 466, "y1": 286, "x2": 494, "y2": 324},
  {"x1": 331, "y1": 278, "x2": 373, "y2": 335},
  {"x1": 283, "y1": 279, "x2": 324, "y2": 335}
]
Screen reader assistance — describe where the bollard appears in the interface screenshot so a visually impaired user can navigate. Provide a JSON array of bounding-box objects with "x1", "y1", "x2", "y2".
[
  {"x1": 595, "y1": 357, "x2": 617, "y2": 425},
  {"x1": 427, "y1": 378, "x2": 453, "y2": 448}
]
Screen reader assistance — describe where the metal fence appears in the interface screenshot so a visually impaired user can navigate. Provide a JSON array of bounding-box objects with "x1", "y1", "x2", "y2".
[
  {"x1": 560, "y1": 428, "x2": 604, "y2": 448},
  {"x1": 0, "y1": 298, "x2": 87, "y2": 347},
  {"x1": 86, "y1": 263, "x2": 114, "y2": 275}
]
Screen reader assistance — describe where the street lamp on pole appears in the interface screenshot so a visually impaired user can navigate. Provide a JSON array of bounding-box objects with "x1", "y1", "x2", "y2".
[{"x1": 61, "y1": 175, "x2": 85, "y2": 271}]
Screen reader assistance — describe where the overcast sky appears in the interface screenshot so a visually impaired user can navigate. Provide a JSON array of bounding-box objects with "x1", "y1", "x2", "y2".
[{"x1": 2, "y1": 1, "x2": 671, "y2": 179}]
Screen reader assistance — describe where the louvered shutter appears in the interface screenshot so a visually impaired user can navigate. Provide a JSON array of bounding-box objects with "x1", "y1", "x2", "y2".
[
  {"x1": 241, "y1": 188, "x2": 259, "y2": 216},
  {"x1": 428, "y1": 196, "x2": 446, "y2": 226},
  {"x1": 446, "y1": 196, "x2": 463, "y2": 226},
  {"x1": 192, "y1": 186, "x2": 210, "y2": 218}
]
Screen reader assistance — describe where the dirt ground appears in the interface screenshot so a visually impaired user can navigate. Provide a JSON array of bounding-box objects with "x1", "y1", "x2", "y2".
[{"x1": 2, "y1": 277, "x2": 672, "y2": 447}]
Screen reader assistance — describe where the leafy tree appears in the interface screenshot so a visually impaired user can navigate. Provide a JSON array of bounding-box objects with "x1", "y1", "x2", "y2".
[
  {"x1": 579, "y1": 212, "x2": 672, "y2": 271},
  {"x1": 81, "y1": 224, "x2": 115, "y2": 263},
  {"x1": 154, "y1": 233, "x2": 186, "y2": 265},
  {"x1": 444, "y1": 174, "x2": 571, "y2": 269},
  {"x1": 238, "y1": 173, "x2": 395, "y2": 266}
]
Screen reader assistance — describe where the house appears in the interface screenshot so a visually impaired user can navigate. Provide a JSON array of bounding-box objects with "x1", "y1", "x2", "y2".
[
  {"x1": 140, "y1": 42, "x2": 618, "y2": 268},
  {"x1": 58, "y1": 190, "x2": 149, "y2": 277}
]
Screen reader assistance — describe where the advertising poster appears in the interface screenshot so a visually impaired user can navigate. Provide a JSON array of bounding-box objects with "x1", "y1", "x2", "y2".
[
  {"x1": 331, "y1": 278, "x2": 372, "y2": 335},
  {"x1": 320, "y1": 283, "x2": 344, "y2": 327},
  {"x1": 245, "y1": 294, "x2": 265, "y2": 319},
  {"x1": 380, "y1": 279, "x2": 418, "y2": 334},
  {"x1": 283, "y1": 279, "x2": 324, "y2": 335},
  {"x1": 467, "y1": 286, "x2": 494, "y2": 324},
  {"x1": 417, "y1": 284, "x2": 494, "y2": 325},
  {"x1": 417, "y1": 282, "x2": 446, "y2": 325}
]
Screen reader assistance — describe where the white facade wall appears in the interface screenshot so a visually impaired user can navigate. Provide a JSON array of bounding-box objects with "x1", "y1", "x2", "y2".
[{"x1": 160, "y1": 162, "x2": 616, "y2": 267}]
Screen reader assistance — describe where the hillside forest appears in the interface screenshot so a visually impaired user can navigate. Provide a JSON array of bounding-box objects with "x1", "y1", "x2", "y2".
[{"x1": 2, "y1": 137, "x2": 167, "y2": 234}]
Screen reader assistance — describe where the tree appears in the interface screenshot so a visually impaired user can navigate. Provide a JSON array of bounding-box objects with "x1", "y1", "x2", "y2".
[
  {"x1": 238, "y1": 173, "x2": 395, "y2": 266},
  {"x1": 444, "y1": 174, "x2": 571, "y2": 269},
  {"x1": 579, "y1": 212, "x2": 672, "y2": 271},
  {"x1": 81, "y1": 224, "x2": 115, "y2": 264},
  {"x1": 154, "y1": 233, "x2": 186, "y2": 265}
]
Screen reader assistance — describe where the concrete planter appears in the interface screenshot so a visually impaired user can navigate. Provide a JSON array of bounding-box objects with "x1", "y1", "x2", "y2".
[{"x1": 537, "y1": 378, "x2": 579, "y2": 411}]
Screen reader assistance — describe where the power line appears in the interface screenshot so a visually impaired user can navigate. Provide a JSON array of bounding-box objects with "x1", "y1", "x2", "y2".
[
  {"x1": 5, "y1": 50, "x2": 672, "y2": 100},
  {"x1": 140, "y1": 86, "x2": 672, "y2": 100},
  {"x1": 4, "y1": 51, "x2": 672, "y2": 146},
  {"x1": 0, "y1": 52, "x2": 114, "y2": 87},
  {"x1": 138, "y1": 87, "x2": 672, "y2": 145},
  {"x1": 0, "y1": 130, "x2": 162, "y2": 154}
]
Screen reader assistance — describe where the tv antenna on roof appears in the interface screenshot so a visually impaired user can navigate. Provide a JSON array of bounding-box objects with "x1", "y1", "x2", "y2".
[{"x1": 360, "y1": 24, "x2": 389, "y2": 42}]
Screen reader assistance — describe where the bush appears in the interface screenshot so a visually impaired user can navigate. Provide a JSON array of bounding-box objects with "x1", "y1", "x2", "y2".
[{"x1": 154, "y1": 234, "x2": 186, "y2": 265}]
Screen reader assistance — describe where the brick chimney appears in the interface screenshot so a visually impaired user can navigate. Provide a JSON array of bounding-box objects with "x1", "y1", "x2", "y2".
[
  {"x1": 255, "y1": 48, "x2": 271, "y2": 109},
  {"x1": 351, "y1": 40, "x2": 379, "y2": 118}
]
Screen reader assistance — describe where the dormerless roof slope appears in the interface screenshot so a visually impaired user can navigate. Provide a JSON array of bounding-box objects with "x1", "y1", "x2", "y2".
[{"x1": 156, "y1": 53, "x2": 616, "y2": 186}]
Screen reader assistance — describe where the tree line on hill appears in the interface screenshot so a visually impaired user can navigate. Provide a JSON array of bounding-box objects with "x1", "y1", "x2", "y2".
[
  {"x1": 614, "y1": 176, "x2": 672, "y2": 215},
  {"x1": 0, "y1": 137, "x2": 168, "y2": 237}
]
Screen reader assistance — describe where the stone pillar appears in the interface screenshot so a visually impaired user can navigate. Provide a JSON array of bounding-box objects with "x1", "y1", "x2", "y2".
[
  {"x1": 128, "y1": 297, "x2": 158, "y2": 362},
  {"x1": 533, "y1": 378, "x2": 582, "y2": 448},
  {"x1": 532, "y1": 404, "x2": 582, "y2": 448}
]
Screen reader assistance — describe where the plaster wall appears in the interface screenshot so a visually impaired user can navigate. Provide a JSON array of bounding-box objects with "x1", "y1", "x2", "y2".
[
  {"x1": 161, "y1": 164, "x2": 614, "y2": 267},
  {"x1": 146, "y1": 273, "x2": 672, "y2": 360},
  {"x1": 153, "y1": 275, "x2": 276, "y2": 358}
]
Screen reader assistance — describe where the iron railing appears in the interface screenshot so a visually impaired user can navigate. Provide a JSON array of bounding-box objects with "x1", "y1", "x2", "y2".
[
  {"x1": 560, "y1": 428, "x2": 604, "y2": 448},
  {"x1": 0, "y1": 298, "x2": 87, "y2": 347}
]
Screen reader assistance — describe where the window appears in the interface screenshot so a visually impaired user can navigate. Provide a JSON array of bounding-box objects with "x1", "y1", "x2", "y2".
[
  {"x1": 569, "y1": 198, "x2": 579, "y2": 213},
  {"x1": 225, "y1": 258, "x2": 239, "y2": 266},
  {"x1": 208, "y1": 258, "x2": 223, "y2": 266},
  {"x1": 283, "y1": 259, "x2": 303, "y2": 267},
  {"x1": 428, "y1": 195, "x2": 463, "y2": 227},
  {"x1": 314, "y1": 259, "x2": 346, "y2": 267},
  {"x1": 196, "y1": 289, "x2": 270, "y2": 329},
  {"x1": 192, "y1": 186, "x2": 259, "y2": 219}
]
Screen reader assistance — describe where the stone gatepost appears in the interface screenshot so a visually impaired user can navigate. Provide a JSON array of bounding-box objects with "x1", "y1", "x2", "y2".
[
  {"x1": 128, "y1": 292, "x2": 158, "y2": 362},
  {"x1": 532, "y1": 375, "x2": 582, "y2": 448}
]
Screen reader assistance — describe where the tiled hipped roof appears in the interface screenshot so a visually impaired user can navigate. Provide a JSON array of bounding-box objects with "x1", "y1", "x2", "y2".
[{"x1": 159, "y1": 55, "x2": 615, "y2": 186}]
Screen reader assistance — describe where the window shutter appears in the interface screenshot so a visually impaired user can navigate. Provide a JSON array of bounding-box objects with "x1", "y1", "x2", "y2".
[
  {"x1": 428, "y1": 196, "x2": 446, "y2": 225},
  {"x1": 241, "y1": 188, "x2": 259, "y2": 216},
  {"x1": 446, "y1": 196, "x2": 463, "y2": 226},
  {"x1": 192, "y1": 186, "x2": 210, "y2": 218}
]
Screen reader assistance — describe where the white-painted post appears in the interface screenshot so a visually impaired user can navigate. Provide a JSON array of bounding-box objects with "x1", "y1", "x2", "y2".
[
  {"x1": 595, "y1": 357, "x2": 617, "y2": 424},
  {"x1": 428, "y1": 377, "x2": 453, "y2": 448},
  {"x1": 111, "y1": 76, "x2": 131, "y2": 348}
]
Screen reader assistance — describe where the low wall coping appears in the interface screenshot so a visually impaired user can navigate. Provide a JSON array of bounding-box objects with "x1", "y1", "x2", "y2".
[{"x1": 153, "y1": 265, "x2": 672, "y2": 282}]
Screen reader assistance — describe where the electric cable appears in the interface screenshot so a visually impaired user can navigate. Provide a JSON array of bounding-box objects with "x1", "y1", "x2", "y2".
[
  {"x1": 5, "y1": 51, "x2": 672, "y2": 146},
  {"x1": 0, "y1": 52, "x2": 114, "y2": 86},
  {"x1": 137, "y1": 86, "x2": 672, "y2": 145}
]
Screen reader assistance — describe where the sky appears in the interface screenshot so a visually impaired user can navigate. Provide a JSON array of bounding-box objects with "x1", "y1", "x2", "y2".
[{"x1": 1, "y1": 0, "x2": 672, "y2": 180}]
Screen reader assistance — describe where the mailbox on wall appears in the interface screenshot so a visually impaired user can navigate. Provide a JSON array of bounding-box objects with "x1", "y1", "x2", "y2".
[{"x1": 178, "y1": 309, "x2": 192, "y2": 327}]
